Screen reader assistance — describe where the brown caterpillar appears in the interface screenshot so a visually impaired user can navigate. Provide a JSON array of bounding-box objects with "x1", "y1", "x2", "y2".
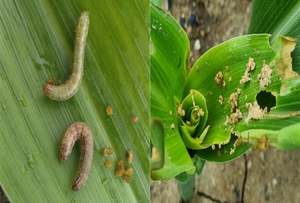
[
  {"x1": 60, "y1": 121, "x2": 93, "y2": 191},
  {"x1": 43, "y1": 11, "x2": 89, "y2": 101}
]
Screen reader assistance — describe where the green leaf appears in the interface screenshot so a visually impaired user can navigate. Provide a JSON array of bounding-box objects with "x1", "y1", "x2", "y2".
[
  {"x1": 180, "y1": 89, "x2": 208, "y2": 135},
  {"x1": 150, "y1": 0, "x2": 300, "y2": 185},
  {"x1": 187, "y1": 0, "x2": 300, "y2": 162},
  {"x1": 277, "y1": 123, "x2": 300, "y2": 150},
  {"x1": 196, "y1": 135, "x2": 251, "y2": 162},
  {"x1": 237, "y1": 123, "x2": 300, "y2": 151},
  {"x1": 248, "y1": 0, "x2": 300, "y2": 73},
  {"x1": 150, "y1": 2, "x2": 195, "y2": 181},
  {"x1": 194, "y1": 155, "x2": 205, "y2": 175},
  {"x1": 152, "y1": 0, "x2": 162, "y2": 7},
  {"x1": 246, "y1": 0, "x2": 300, "y2": 152},
  {"x1": 0, "y1": 1, "x2": 149, "y2": 202},
  {"x1": 179, "y1": 173, "x2": 195, "y2": 201},
  {"x1": 151, "y1": 118, "x2": 165, "y2": 170},
  {"x1": 175, "y1": 172, "x2": 189, "y2": 183},
  {"x1": 150, "y1": 1, "x2": 300, "y2": 181},
  {"x1": 183, "y1": 34, "x2": 299, "y2": 161}
]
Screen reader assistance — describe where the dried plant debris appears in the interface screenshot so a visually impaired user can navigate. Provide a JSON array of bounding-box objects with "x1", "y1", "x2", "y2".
[
  {"x1": 115, "y1": 160, "x2": 125, "y2": 177},
  {"x1": 101, "y1": 147, "x2": 113, "y2": 156},
  {"x1": 225, "y1": 109, "x2": 243, "y2": 125},
  {"x1": 101, "y1": 149, "x2": 135, "y2": 183},
  {"x1": 246, "y1": 57, "x2": 256, "y2": 71},
  {"x1": 115, "y1": 159, "x2": 134, "y2": 183},
  {"x1": 222, "y1": 80, "x2": 226, "y2": 87},
  {"x1": 228, "y1": 91, "x2": 240, "y2": 112},
  {"x1": 106, "y1": 106, "x2": 113, "y2": 115},
  {"x1": 211, "y1": 144, "x2": 215, "y2": 150},
  {"x1": 124, "y1": 174, "x2": 131, "y2": 183},
  {"x1": 225, "y1": 89, "x2": 243, "y2": 125},
  {"x1": 257, "y1": 60, "x2": 273, "y2": 89},
  {"x1": 240, "y1": 57, "x2": 256, "y2": 84},
  {"x1": 104, "y1": 160, "x2": 113, "y2": 167},
  {"x1": 244, "y1": 101, "x2": 268, "y2": 125},
  {"x1": 253, "y1": 134, "x2": 269, "y2": 151},
  {"x1": 218, "y1": 95, "x2": 224, "y2": 105},
  {"x1": 198, "y1": 108, "x2": 205, "y2": 116},
  {"x1": 126, "y1": 150, "x2": 133, "y2": 164},
  {"x1": 267, "y1": 111, "x2": 300, "y2": 119},
  {"x1": 214, "y1": 71, "x2": 223, "y2": 87},
  {"x1": 228, "y1": 89, "x2": 242, "y2": 112},
  {"x1": 177, "y1": 104, "x2": 185, "y2": 116},
  {"x1": 230, "y1": 133, "x2": 245, "y2": 154},
  {"x1": 125, "y1": 168, "x2": 133, "y2": 176},
  {"x1": 131, "y1": 116, "x2": 138, "y2": 122},
  {"x1": 232, "y1": 131, "x2": 271, "y2": 153},
  {"x1": 275, "y1": 36, "x2": 298, "y2": 80},
  {"x1": 151, "y1": 146, "x2": 160, "y2": 162}
]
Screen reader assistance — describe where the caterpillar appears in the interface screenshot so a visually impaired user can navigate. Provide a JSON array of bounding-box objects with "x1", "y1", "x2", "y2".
[
  {"x1": 60, "y1": 121, "x2": 93, "y2": 191},
  {"x1": 43, "y1": 11, "x2": 89, "y2": 101}
]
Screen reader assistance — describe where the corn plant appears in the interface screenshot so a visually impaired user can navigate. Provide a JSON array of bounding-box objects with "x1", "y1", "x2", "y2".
[{"x1": 151, "y1": 0, "x2": 300, "y2": 200}]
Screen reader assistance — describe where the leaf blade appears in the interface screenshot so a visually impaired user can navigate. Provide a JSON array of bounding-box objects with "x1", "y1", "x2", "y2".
[{"x1": 0, "y1": 1, "x2": 149, "y2": 202}]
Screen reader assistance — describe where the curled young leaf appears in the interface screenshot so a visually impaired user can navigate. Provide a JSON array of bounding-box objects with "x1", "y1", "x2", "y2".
[{"x1": 178, "y1": 89, "x2": 210, "y2": 149}]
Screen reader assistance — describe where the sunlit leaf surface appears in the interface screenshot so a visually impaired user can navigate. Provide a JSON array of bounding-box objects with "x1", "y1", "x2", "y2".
[
  {"x1": 249, "y1": 0, "x2": 300, "y2": 73},
  {"x1": 0, "y1": 1, "x2": 149, "y2": 202},
  {"x1": 150, "y1": 0, "x2": 300, "y2": 172},
  {"x1": 150, "y1": 2, "x2": 195, "y2": 181}
]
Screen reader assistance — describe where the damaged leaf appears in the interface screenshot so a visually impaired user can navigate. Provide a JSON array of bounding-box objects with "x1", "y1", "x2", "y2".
[{"x1": 183, "y1": 34, "x2": 299, "y2": 162}]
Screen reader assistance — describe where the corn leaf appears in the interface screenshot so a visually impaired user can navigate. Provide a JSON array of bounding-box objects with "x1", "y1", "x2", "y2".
[
  {"x1": 150, "y1": 0, "x2": 300, "y2": 179},
  {"x1": 150, "y1": 2, "x2": 195, "y2": 181},
  {"x1": 248, "y1": 0, "x2": 300, "y2": 73},
  {"x1": 0, "y1": 1, "x2": 149, "y2": 202}
]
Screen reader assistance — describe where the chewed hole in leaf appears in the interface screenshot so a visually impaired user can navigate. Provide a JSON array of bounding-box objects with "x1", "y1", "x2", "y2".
[{"x1": 256, "y1": 90, "x2": 276, "y2": 112}]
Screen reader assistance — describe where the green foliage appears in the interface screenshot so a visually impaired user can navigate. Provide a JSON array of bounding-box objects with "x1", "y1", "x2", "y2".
[
  {"x1": 179, "y1": 89, "x2": 209, "y2": 149},
  {"x1": 0, "y1": 1, "x2": 149, "y2": 202},
  {"x1": 249, "y1": 0, "x2": 300, "y2": 74},
  {"x1": 185, "y1": 35, "x2": 299, "y2": 156},
  {"x1": 150, "y1": 0, "x2": 300, "y2": 185},
  {"x1": 151, "y1": 2, "x2": 195, "y2": 181},
  {"x1": 179, "y1": 174, "x2": 196, "y2": 201},
  {"x1": 150, "y1": 0, "x2": 300, "y2": 201}
]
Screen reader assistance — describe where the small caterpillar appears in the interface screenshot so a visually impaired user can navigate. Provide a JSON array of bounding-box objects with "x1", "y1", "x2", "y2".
[
  {"x1": 43, "y1": 11, "x2": 89, "y2": 101},
  {"x1": 60, "y1": 121, "x2": 93, "y2": 191}
]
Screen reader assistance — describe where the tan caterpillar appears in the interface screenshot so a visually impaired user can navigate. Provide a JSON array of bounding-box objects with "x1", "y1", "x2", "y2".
[
  {"x1": 43, "y1": 11, "x2": 89, "y2": 101},
  {"x1": 60, "y1": 121, "x2": 93, "y2": 191}
]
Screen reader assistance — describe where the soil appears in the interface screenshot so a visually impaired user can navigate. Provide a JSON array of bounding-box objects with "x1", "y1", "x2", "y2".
[
  {"x1": 0, "y1": 186, "x2": 8, "y2": 203},
  {"x1": 150, "y1": 0, "x2": 300, "y2": 203}
]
